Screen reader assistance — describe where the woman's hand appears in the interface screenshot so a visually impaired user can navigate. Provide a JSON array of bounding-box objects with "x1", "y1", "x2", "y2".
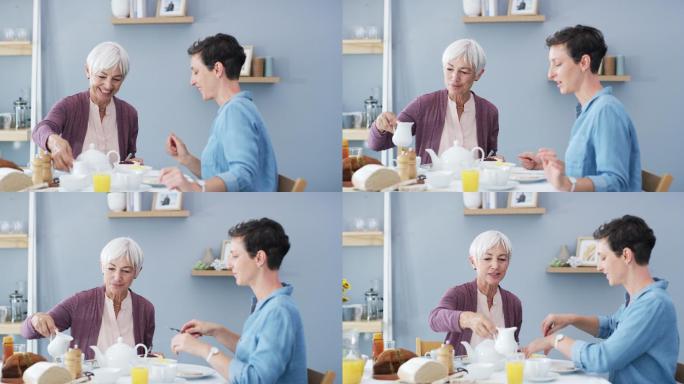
[
  {"x1": 47, "y1": 134, "x2": 74, "y2": 171},
  {"x1": 460, "y1": 312, "x2": 498, "y2": 339},
  {"x1": 517, "y1": 151, "x2": 541, "y2": 170},
  {"x1": 159, "y1": 167, "x2": 201, "y2": 192},
  {"x1": 166, "y1": 134, "x2": 191, "y2": 165},
  {"x1": 374, "y1": 112, "x2": 397, "y2": 134},
  {"x1": 541, "y1": 314, "x2": 573, "y2": 336},
  {"x1": 523, "y1": 335, "x2": 553, "y2": 357},
  {"x1": 179, "y1": 319, "x2": 222, "y2": 337},
  {"x1": 538, "y1": 149, "x2": 572, "y2": 191},
  {"x1": 170, "y1": 332, "x2": 208, "y2": 357},
  {"x1": 30, "y1": 312, "x2": 58, "y2": 337}
]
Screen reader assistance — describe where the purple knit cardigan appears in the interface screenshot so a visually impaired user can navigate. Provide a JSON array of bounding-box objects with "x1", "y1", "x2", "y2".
[
  {"x1": 367, "y1": 89, "x2": 499, "y2": 163},
  {"x1": 21, "y1": 286, "x2": 155, "y2": 359},
  {"x1": 428, "y1": 279, "x2": 522, "y2": 356},
  {"x1": 32, "y1": 91, "x2": 139, "y2": 158}
]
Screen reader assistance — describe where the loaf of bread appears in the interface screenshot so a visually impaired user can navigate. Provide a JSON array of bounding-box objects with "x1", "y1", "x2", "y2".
[
  {"x1": 343, "y1": 156, "x2": 382, "y2": 182},
  {"x1": 373, "y1": 348, "x2": 417, "y2": 375},
  {"x1": 0, "y1": 158, "x2": 22, "y2": 171},
  {"x1": 22, "y1": 362, "x2": 72, "y2": 384},
  {"x1": 351, "y1": 164, "x2": 401, "y2": 191},
  {"x1": 0, "y1": 169, "x2": 33, "y2": 192},
  {"x1": 2, "y1": 352, "x2": 47, "y2": 378}
]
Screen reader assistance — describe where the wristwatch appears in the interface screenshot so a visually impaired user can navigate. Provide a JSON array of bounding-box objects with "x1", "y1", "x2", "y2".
[
  {"x1": 568, "y1": 177, "x2": 577, "y2": 192},
  {"x1": 205, "y1": 346, "x2": 219, "y2": 363},
  {"x1": 554, "y1": 334, "x2": 565, "y2": 349}
]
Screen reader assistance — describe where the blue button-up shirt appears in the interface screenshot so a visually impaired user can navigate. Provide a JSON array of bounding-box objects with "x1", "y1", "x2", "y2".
[
  {"x1": 201, "y1": 91, "x2": 278, "y2": 192},
  {"x1": 228, "y1": 285, "x2": 307, "y2": 384},
  {"x1": 572, "y1": 279, "x2": 679, "y2": 383},
  {"x1": 564, "y1": 87, "x2": 641, "y2": 191}
]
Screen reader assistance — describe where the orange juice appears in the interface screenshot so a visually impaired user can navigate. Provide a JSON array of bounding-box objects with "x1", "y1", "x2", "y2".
[
  {"x1": 131, "y1": 366, "x2": 149, "y2": 384},
  {"x1": 506, "y1": 360, "x2": 524, "y2": 384},
  {"x1": 461, "y1": 169, "x2": 479, "y2": 192},
  {"x1": 342, "y1": 359, "x2": 365, "y2": 384},
  {"x1": 93, "y1": 173, "x2": 111, "y2": 192}
]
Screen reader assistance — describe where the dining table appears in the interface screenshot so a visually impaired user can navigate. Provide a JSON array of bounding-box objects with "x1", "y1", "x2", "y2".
[{"x1": 359, "y1": 359, "x2": 611, "y2": 384}]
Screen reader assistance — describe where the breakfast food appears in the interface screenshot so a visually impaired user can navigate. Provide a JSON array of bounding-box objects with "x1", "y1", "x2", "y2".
[
  {"x1": 0, "y1": 159, "x2": 22, "y2": 171},
  {"x1": 351, "y1": 164, "x2": 401, "y2": 191},
  {"x1": 343, "y1": 155, "x2": 381, "y2": 182},
  {"x1": 22, "y1": 362, "x2": 72, "y2": 384},
  {"x1": 372, "y1": 348, "x2": 417, "y2": 375},
  {"x1": 2, "y1": 352, "x2": 47, "y2": 378}
]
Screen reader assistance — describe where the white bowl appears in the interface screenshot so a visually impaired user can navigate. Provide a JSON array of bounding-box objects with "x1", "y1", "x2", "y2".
[
  {"x1": 425, "y1": 170, "x2": 454, "y2": 189},
  {"x1": 92, "y1": 368, "x2": 122, "y2": 384},
  {"x1": 59, "y1": 174, "x2": 88, "y2": 191},
  {"x1": 114, "y1": 164, "x2": 152, "y2": 175},
  {"x1": 466, "y1": 363, "x2": 494, "y2": 379}
]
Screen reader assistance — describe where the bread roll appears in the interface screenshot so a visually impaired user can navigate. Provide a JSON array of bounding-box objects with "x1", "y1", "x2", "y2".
[
  {"x1": 372, "y1": 348, "x2": 417, "y2": 375},
  {"x1": 2, "y1": 352, "x2": 47, "y2": 378}
]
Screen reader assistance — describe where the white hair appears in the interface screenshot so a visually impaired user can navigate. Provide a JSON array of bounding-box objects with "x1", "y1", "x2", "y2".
[
  {"x1": 469, "y1": 230, "x2": 512, "y2": 262},
  {"x1": 441, "y1": 39, "x2": 487, "y2": 74},
  {"x1": 100, "y1": 237, "x2": 144, "y2": 276},
  {"x1": 86, "y1": 42, "x2": 130, "y2": 79}
]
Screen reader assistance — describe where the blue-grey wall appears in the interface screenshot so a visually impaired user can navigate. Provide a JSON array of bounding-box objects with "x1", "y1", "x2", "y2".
[
  {"x1": 35, "y1": 0, "x2": 341, "y2": 191},
  {"x1": 343, "y1": 192, "x2": 684, "y2": 362},
  {"x1": 0, "y1": 193, "x2": 342, "y2": 380},
  {"x1": 0, "y1": 0, "x2": 33, "y2": 164},
  {"x1": 345, "y1": 0, "x2": 683, "y2": 189}
]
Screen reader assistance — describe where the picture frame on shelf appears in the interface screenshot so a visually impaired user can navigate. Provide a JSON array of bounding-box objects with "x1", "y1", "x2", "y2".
[
  {"x1": 508, "y1": 0, "x2": 539, "y2": 15},
  {"x1": 152, "y1": 192, "x2": 183, "y2": 211},
  {"x1": 240, "y1": 45, "x2": 254, "y2": 77},
  {"x1": 157, "y1": 0, "x2": 187, "y2": 17},
  {"x1": 507, "y1": 192, "x2": 538, "y2": 208},
  {"x1": 220, "y1": 239, "x2": 232, "y2": 268},
  {"x1": 576, "y1": 236, "x2": 598, "y2": 266}
]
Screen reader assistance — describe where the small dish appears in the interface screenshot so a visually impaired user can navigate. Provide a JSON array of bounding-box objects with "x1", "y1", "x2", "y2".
[
  {"x1": 549, "y1": 359, "x2": 579, "y2": 374},
  {"x1": 175, "y1": 364, "x2": 215, "y2": 379},
  {"x1": 527, "y1": 371, "x2": 560, "y2": 382},
  {"x1": 480, "y1": 181, "x2": 519, "y2": 191}
]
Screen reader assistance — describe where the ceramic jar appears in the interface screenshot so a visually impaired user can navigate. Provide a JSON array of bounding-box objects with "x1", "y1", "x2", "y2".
[
  {"x1": 463, "y1": 0, "x2": 481, "y2": 16},
  {"x1": 111, "y1": 0, "x2": 129, "y2": 18}
]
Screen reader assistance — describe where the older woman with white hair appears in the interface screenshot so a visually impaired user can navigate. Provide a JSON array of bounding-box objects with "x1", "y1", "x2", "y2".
[
  {"x1": 21, "y1": 237, "x2": 155, "y2": 359},
  {"x1": 367, "y1": 38, "x2": 501, "y2": 163},
  {"x1": 428, "y1": 230, "x2": 522, "y2": 356},
  {"x1": 32, "y1": 41, "x2": 140, "y2": 171}
]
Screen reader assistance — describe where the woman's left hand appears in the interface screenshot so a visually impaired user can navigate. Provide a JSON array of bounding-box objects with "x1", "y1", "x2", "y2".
[
  {"x1": 523, "y1": 335, "x2": 553, "y2": 357},
  {"x1": 159, "y1": 167, "x2": 200, "y2": 192},
  {"x1": 171, "y1": 332, "x2": 206, "y2": 356},
  {"x1": 539, "y1": 149, "x2": 571, "y2": 191}
]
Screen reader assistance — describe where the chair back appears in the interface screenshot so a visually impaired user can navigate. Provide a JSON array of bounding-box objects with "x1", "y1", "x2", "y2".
[
  {"x1": 278, "y1": 174, "x2": 308, "y2": 192},
  {"x1": 675, "y1": 362, "x2": 684, "y2": 383},
  {"x1": 307, "y1": 368, "x2": 335, "y2": 384},
  {"x1": 415, "y1": 337, "x2": 442, "y2": 356},
  {"x1": 642, "y1": 170, "x2": 673, "y2": 192}
]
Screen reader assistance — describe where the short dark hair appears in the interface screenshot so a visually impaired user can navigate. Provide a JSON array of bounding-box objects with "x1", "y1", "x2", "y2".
[
  {"x1": 592, "y1": 215, "x2": 656, "y2": 265},
  {"x1": 545, "y1": 25, "x2": 607, "y2": 73},
  {"x1": 187, "y1": 33, "x2": 245, "y2": 80},
  {"x1": 228, "y1": 218, "x2": 290, "y2": 270}
]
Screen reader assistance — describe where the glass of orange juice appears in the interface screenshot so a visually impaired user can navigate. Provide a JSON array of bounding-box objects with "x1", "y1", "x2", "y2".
[
  {"x1": 506, "y1": 352, "x2": 525, "y2": 384},
  {"x1": 342, "y1": 357, "x2": 365, "y2": 384},
  {"x1": 131, "y1": 366, "x2": 149, "y2": 384},
  {"x1": 93, "y1": 173, "x2": 111, "y2": 193},
  {"x1": 461, "y1": 168, "x2": 479, "y2": 192}
]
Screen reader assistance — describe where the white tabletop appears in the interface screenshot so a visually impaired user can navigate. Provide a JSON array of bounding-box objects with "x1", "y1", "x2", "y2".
[{"x1": 427, "y1": 180, "x2": 557, "y2": 192}]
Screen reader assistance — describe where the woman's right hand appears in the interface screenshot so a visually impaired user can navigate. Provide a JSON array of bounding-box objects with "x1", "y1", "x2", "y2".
[
  {"x1": 517, "y1": 151, "x2": 542, "y2": 170},
  {"x1": 541, "y1": 314, "x2": 573, "y2": 336},
  {"x1": 30, "y1": 312, "x2": 58, "y2": 338},
  {"x1": 165, "y1": 134, "x2": 191, "y2": 164},
  {"x1": 180, "y1": 319, "x2": 222, "y2": 338},
  {"x1": 461, "y1": 312, "x2": 498, "y2": 339},
  {"x1": 47, "y1": 134, "x2": 74, "y2": 171},
  {"x1": 374, "y1": 112, "x2": 397, "y2": 134}
]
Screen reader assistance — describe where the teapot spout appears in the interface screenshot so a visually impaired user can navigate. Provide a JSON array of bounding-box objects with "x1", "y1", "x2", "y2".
[
  {"x1": 425, "y1": 149, "x2": 441, "y2": 169},
  {"x1": 90, "y1": 346, "x2": 107, "y2": 368},
  {"x1": 460, "y1": 341, "x2": 475, "y2": 360}
]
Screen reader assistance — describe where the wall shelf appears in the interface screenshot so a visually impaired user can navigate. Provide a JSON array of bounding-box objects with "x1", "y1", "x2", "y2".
[
  {"x1": 0, "y1": 322, "x2": 22, "y2": 335},
  {"x1": 342, "y1": 320, "x2": 382, "y2": 333},
  {"x1": 546, "y1": 266, "x2": 601, "y2": 274},
  {"x1": 343, "y1": 39, "x2": 383, "y2": 55},
  {"x1": 0, "y1": 234, "x2": 29, "y2": 249},
  {"x1": 107, "y1": 210, "x2": 190, "y2": 218},
  {"x1": 463, "y1": 15, "x2": 545, "y2": 23},
  {"x1": 111, "y1": 16, "x2": 194, "y2": 25},
  {"x1": 239, "y1": 76, "x2": 280, "y2": 84},
  {"x1": 464, "y1": 208, "x2": 546, "y2": 216},
  {"x1": 0, "y1": 41, "x2": 32, "y2": 56},
  {"x1": 342, "y1": 129, "x2": 369, "y2": 141},
  {"x1": 191, "y1": 269, "x2": 234, "y2": 277},
  {"x1": 0, "y1": 129, "x2": 31, "y2": 142},
  {"x1": 599, "y1": 75, "x2": 631, "y2": 82},
  {"x1": 343, "y1": 231, "x2": 384, "y2": 247}
]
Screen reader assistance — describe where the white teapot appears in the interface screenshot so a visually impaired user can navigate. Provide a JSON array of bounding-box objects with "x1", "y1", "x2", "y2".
[
  {"x1": 76, "y1": 144, "x2": 120, "y2": 174},
  {"x1": 461, "y1": 327, "x2": 517, "y2": 371},
  {"x1": 91, "y1": 337, "x2": 149, "y2": 371},
  {"x1": 425, "y1": 141, "x2": 484, "y2": 177}
]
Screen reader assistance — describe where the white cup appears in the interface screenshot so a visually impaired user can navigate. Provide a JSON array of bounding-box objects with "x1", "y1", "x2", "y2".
[
  {"x1": 526, "y1": 357, "x2": 551, "y2": 378},
  {"x1": 125, "y1": 173, "x2": 143, "y2": 191},
  {"x1": 148, "y1": 359, "x2": 177, "y2": 383},
  {"x1": 0, "y1": 113, "x2": 12, "y2": 129},
  {"x1": 351, "y1": 112, "x2": 363, "y2": 128},
  {"x1": 0, "y1": 306, "x2": 8, "y2": 322},
  {"x1": 107, "y1": 193, "x2": 126, "y2": 212},
  {"x1": 462, "y1": 192, "x2": 482, "y2": 209}
]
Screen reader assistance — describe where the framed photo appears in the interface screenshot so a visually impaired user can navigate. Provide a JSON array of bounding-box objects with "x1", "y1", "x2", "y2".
[
  {"x1": 576, "y1": 237, "x2": 598, "y2": 266},
  {"x1": 508, "y1": 0, "x2": 539, "y2": 15},
  {"x1": 157, "y1": 0, "x2": 187, "y2": 17},
  {"x1": 152, "y1": 191, "x2": 183, "y2": 211},
  {"x1": 507, "y1": 192, "x2": 538, "y2": 208},
  {"x1": 240, "y1": 45, "x2": 254, "y2": 77},
  {"x1": 220, "y1": 239, "x2": 232, "y2": 268}
]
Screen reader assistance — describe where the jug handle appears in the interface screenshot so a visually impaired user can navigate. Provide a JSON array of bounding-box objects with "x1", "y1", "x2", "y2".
[
  {"x1": 106, "y1": 151, "x2": 121, "y2": 166},
  {"x1": 471, "y1": 147, "x2": 485, "y2": 162},
  {"x1": 135, "y1": 343, "x2": 149, "y2": 358}
]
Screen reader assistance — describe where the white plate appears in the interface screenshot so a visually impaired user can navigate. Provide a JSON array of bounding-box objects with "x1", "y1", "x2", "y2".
[
  {"x1": 527, "y1": 372, "x2": 560, "y2": 382},
  {"x1": 510, "y1": 173, "x2": 546, "y2": 183},
  {"x1": 176, "y1": 364, "x2": 216, "y2": 379},
  {"x1": 481, "y1": 181, "x2": 519, "y2": 191},
  {"x1": 549, "y1": 359, "x2": 579, "y2": 373},
  {"x1": 116, "y1": 377, "x2": 186, "y2": 384}
]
